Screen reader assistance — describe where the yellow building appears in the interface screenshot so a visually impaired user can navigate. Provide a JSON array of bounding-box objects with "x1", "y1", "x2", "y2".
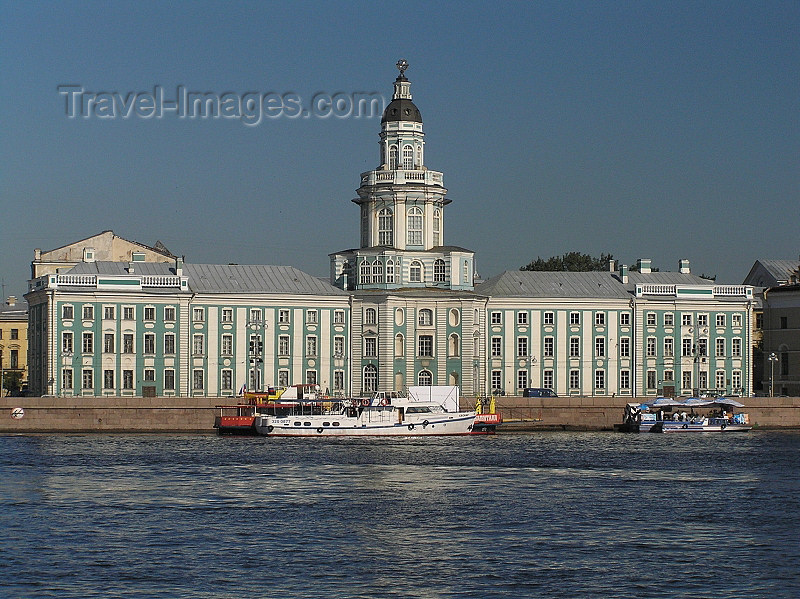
[{"x1": 0, "y1": 296, "x2": 28, "y2": 396}]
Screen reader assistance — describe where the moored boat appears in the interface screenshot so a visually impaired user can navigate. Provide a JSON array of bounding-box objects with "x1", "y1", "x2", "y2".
[{"x1": 621, "y1": 397, "x2": 752, "y2": 433}]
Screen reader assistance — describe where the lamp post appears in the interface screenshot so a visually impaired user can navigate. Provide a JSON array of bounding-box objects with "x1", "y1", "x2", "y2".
[
  {"x1": 0, "y1": 344, "x2": 4, "y2": 398},
  {"x1": 769, "y1": 352, "x2": 778, "y2": 397},
  {"x1": 248, "y1": 319, "x2": 266, "y2": 393}
]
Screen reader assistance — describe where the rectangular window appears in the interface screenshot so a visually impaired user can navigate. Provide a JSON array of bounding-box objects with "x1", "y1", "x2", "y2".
[
  {"x1": 144, "y1": 369, "x2": 155, "y2": 382},
  {"x1": 193, "y1": 334, "x2": 204, "y2": 356},
  {"x1": 682, "y1": 339, "x2": 693, "y2": 357},
  {"x1": 682, "y1": 371, "x2": 692, "y2": 389},
  {"x1": 144, "y1": 333, "x2": 155, "y2": 355},
  {"x1": 164, "y1": 369, "x2": 175, "y2": 391},
  {"x1": 716, "y1": 314, "x2": 726, "y2": 327},
  {"x1": 10, "y1": 329, "x2": 17, "y2": 340},
  {"x1": 517, "y1": 312, "x2": 528, "y2": 325},
  {"x1": 193, "y1": 308, "x2": 204, "y2": 322},
  {"x1": 334, "y1": 310, "x2": 345, "y2": 324},
  {"x1": 716, "y1": 338, "x2": 725, "y2": 357},
  {"x1": 123, "y1": 306, "x2": 135, "y2": 320},
  {"x1": 620, "y1": 312, "x2": 630, "y2": 326},
  {"x1": 697, "y1": 338, "x2": 707, "y2": 356},
  {"x1": 62, "y1": 305, "x2": 74, "y2": 320},
  {"x1": 491, "y1": 370, "x2": 502, "y2": 392},
  {"x1": 104, "y1": 333, "x2": 114, "y2": 353},
  {"x1": 364, "y1": 337, "x2": 377, "y2": 357},
  {"x1": 123, "y1": 334, "x2": 134, "y2": 353},
  {"x1": 732, "y1": 314, "x2": 742, "y2": 327},
  {"x1": 517, "y1": 337, "x2": 528, "y2": 357},
  {"x1": 491, "y1": 337, "x2": 502, "y2": 357},
  {"x1": 595, "y1": 370, "x2": 605, "y2": 389},
  {"x1": 647, "y1": 370, "x2": 656, "y2": 389},
  {"x1": 570, "y1": 370, "x2": 580, "y2": 389},
  {"x1": 732, "y1": 370, "x2": 742, "y2": 390},
  {"x1": 570, "y1": 337, "x2": 580, "y2": 357},
  {"x1": 164, "y1": 333, "x2": 175, "y2": 355},
  {"x1": 279, "y1": 309, "x2": 290, "y2": 324},
  {"x1": 82, "y1": 332, "x2": 93, "y2": 354},
  {"x1": 664, "y1": 370, "x2": 674, "y2": 382},
  {"x1": 221, "y1": 334, "x2": 233, "y2": 356},
  {"x1": 570, "y1": 312, "x2": 580, "y2": 325},
  {"x1": 62, "y1": 332, "x2": 74, "y2": 353},
  {"x1": 279, "y1": 335, "x2": 290, "y2": 356},
  {"x1": 619, "y1": 337, "x2": 630, "y2": 357},
  {"x1": 491, "y1": 312, "x2": 502, "y2": 325},
  {"x1": 418, "y1": 335, "x2": 433, "y2": 357},
  {"x1": 646, "y1": 337, "x2": 656, "y2": 357},
  {"x1": 278, "y1": 370, "x2": 289, "y2": 387},
  {"x1": 306, "y1": 370, "x2": 318, "y2": 385},
  {"x1": 219, "y1": 308, "x2": 232, "y2": 323},
  {"x1": 732, "y1": 338, "x2": 742, "y2": 357},
  {"x1": 221, "y1": 370, "x2": 232, "y2": 390},
  {"x1": 595, "y1": 312, "x2": 605, "y2": 326},
  {"x1": 716, "y1": 370, "x2": 725, "y2": 391},
  {"x1": 595, "y1": 337, "x2": 605, "y2": 357},
  {"x1": 647, "y1": 313, "x2": 656, "y2": 326},
  {"x1": 333, "y1": 336, "x2": 345, "y2": 358},
  {"x1": 250, "y1": 308, "x2": 262, "y2": 323},
  {"x1": 165, "y1": 306, "x2": 176, "y2": 321},
  {"x1": 543, "y1": 337, "x2": 554, "y2": 357},
  {"x1": 697, "y1": 314, "x2": 708, "y2": 327},
  {"x1": 664, "y1": 313, "x2": 674, "y2": 326},
  {"x1": 104, "y1": 306, "x2": 115, "y2": 320},
  {"x1": 10, "y1": 350, "x2": 18, "y2": 369},
  {"x1": 517, "y1": 370, "x2": 528, "y2": 390},
  {"x1": 82, "y1": 369, "x2": 93, "y2": 389},
  {"x1": 333, "y1": 370, "x2": 344, "y2": 391},
  {"x1": 144, "y1": 307, "x2": 155, "y2": 321},
  {"x1": 123, "y1": 370, "x2": 134, "y2": 390},
  {"x1": 543, "y1": 312, "x2": 554, "y2": 325},
  {"x1": 83, "y1": 305, "x2": 94, "y2": 320},
  {"x1": 682, "y1": 314, "x2": 692, "y2": 326},
  {"x1": 62, "y1": 368, "x2": 73, "y2": 390},
  {"x1": 664, "y1": 338, "x2": 674, "y2": 357},
  {"x1": 543, "y1": 369, "x2": 553, "y2": 390},
  {"x1": 620, "y1": 370, "x2": 630, "y2": 389},
  {"x1": 193, "y1": 370, "x2": 204, "y2": 390},
  {"x1": 306, "y1": 336, "x2": 318, "y2": 357},
  {"x1": 306, "y1": 310, "x2": 318, "y2": 324},
  {"x1": 103, "y1": 370, "x2": 114, "y2": 389}
]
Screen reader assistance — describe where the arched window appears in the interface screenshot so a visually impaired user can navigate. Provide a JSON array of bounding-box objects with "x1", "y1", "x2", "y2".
[
  {"x1": 433, "y1": 209, "x2": 440, "y2": 246},
  {"x1": 416, "y1": 145, "x2": 422, "y2": 168},
  {"x1": 372, "y1": 259, "x2": 383, "y2": 284},
  {"x1": 359, "y1": 261, "x2": 370, "y2": 285},
  {"x1": 409, "y1": 260, "x2": 423, "y2": 283},
  {"x1": 395, "y1": 333, "x2": 404, "y2": 356},
  {"x1": 378, "y1": 208, "x2": 393, "y2": 246},
  {"x1": 418, "y1": 369, "x2": 433, "y2": 386},
  {"x1": 364, "y1": 364, "x2": 378, "y2": 393},
  {"x1": 433, "y1": 259, "x2": 446, "y2": 283},
  {"x1": 449, "y1": 333, "x2": 460, "y2": 357},
  {"x1": 365, "y1": 308, "x2": 377, "y2": 325},
  {"x1": 402, "y1": 145, "x2": 413, "y2": 169},
  {"x1": 418, "y1": 308, "x2": 433, "y2": 326},
  {"x1": 449, "y1": 308, "x2": 460, "y2": 327},
  {"x1": 463, "y1": 260, "x2": 470, "y2": 284},
  {"x1": 386, "y1": 259, "x2": 395, "y2": 284},
  {"x1": 389, "y1": 145, "x2": 398, "y2": 169},
  {"x1": 407, "y1": 207, "x2": 423, "y2": 245}
]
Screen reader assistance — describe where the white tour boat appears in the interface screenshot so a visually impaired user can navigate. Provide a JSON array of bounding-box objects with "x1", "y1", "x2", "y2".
[
  {"x1": 622, "y1": 397, "x2": 752, "y2": 433},
  {"x1": 253, "y1": 389, "x2": 477, "y2": 437}
]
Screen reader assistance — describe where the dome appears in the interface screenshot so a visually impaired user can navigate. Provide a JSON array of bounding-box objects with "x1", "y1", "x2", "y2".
[{"x1": 381, "y1": 95, "x2": 422, "y2": 123}]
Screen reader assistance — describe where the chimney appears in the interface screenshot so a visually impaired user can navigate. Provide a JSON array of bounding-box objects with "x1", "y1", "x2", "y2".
[
  {"x1": 6, "y1": 296, "x2": 16, "y2": 307},
  {"x1": 619, "y1": 264, "x2": 629, "y2": 284},
  {"x1": 679, "y1": 259, "x2": 691, "y2": 274},
  {"x1": 637, "y1": 258, "x2": 652, "y2": 274},
  {"x1": 608, "y1": 259, "x2": 616, "y2": 272},
  {"x1": 175, "y1": 256, "x2": 184, "y2": 276},
  {"x1": 127, "y1": 261, "x2": 135, "y2": 273}
]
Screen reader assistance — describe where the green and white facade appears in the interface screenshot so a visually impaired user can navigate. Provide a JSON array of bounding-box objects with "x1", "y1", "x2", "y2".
[{"x1": 25, "y1": 62, "x2": 755, "y2": 398}]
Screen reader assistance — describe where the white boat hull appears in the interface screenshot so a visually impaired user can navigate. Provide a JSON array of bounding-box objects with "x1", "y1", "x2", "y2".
[{"x1": 254, "y1": 410, "x2": 476, "y2": 436}]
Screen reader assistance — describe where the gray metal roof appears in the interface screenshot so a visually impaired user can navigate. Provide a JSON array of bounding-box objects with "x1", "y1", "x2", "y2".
[
  {"x1": 476, "y1": 270, "x2": 716, "y2": 299},
  {"x1": 67, "y1": 262, "x2": 347, "y2": 296},
  {"x1": 754, "y1": 260, "x2": 798, "y2": 282}
]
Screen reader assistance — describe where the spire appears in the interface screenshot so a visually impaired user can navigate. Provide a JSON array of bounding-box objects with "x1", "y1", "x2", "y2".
[{"x1": 393, "y1": 58, "x2": 412, "y2": 100}]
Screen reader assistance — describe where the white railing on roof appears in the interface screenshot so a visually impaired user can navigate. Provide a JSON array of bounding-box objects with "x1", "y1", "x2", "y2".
[
  {"x1": 713, "y1": 285, "x2": 748, "y2": 296},
  {"x1": 360, "y1": 170, "x2": 444, "y2": 186},
  {"x1": 637, "y1": 284, "x2": 676, "y2": 296},
  {"x1": 56, "y1": 274, "x2": 97, "y2": 286},
  {"x1": 141, "y1": 275, "x2": 181, "y2": 287}
]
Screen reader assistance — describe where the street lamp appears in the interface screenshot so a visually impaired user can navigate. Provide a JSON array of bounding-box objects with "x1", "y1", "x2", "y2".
[
  {"x1": 248, "y1": 319, "x2": 267, "y2": 393},
  {"x1": 0, "y1": 344, "x2": 4, "y2": 398},
  {"x1": 769, "y1": 352, "x2": 778, "y2": 397}
]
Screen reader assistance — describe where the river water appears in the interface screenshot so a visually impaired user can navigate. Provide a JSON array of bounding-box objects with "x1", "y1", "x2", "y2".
[{"x1": 2, "y1": 431, "x2": 798, "y2": 599}]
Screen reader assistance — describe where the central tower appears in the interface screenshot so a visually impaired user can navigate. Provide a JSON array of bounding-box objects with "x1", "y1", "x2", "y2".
[{"x1": 330, "y1": 60, "x2": 475, "y2": 291}]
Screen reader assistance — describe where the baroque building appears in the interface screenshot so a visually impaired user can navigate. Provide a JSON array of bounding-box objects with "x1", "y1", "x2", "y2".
[{"x1": 25, "y1": 61, "x2": 755, "y2": 399}]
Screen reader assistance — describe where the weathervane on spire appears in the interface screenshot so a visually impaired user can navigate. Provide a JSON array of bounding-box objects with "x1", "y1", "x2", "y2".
[{"x1": 396, "y1": 58, "x2": 409, "y2": 77}]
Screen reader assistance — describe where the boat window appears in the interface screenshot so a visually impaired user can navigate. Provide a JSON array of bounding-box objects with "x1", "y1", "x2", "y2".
[
  {"x1": 304, "y1": 422, "x2": 312, "y2": 426},
  {"x1": 323, "y1": 422, "x2": 330, "y2": 426},
  {"x1": 293, "y1": 422, "x2": 301, "y2": 426},
  {"x1": 332, "y1": 422, "x2": 340, "y2": 426},
  {"x1": 406, "y1": 406, "x2": 432, "y2": 413}
]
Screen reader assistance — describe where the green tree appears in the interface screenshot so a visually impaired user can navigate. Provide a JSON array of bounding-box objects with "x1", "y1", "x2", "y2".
[
  {"x1": 2, "y1": 371, "x2": 22, "y2": 395},
  {"x1": 520, "y1": 252, "x2": 615, "y2": 272}
]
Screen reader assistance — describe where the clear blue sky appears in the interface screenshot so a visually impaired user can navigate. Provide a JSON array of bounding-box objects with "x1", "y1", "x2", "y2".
[{"x1": 2, "y1": 1, "x2": 798, "y2": 300}]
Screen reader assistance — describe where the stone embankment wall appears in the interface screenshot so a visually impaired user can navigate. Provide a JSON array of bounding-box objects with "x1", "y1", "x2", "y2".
[{"x1": 0, "y1": 395, "x2": 799, "y2": 433}]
